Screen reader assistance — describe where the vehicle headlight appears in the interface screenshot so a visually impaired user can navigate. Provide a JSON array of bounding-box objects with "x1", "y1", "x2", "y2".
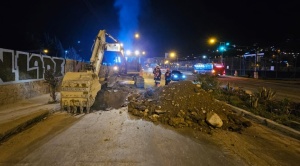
[
  {"x1": 174, "y1": 75, "x2": 178, "y2": 78},
  {"x1": 182, "y1": 75, "x2": 186, "y2": 78}
]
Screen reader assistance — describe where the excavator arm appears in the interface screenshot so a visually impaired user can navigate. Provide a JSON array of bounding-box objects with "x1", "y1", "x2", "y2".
[
  {"x1": 88, "y1": 30, "x2": 126, "y2": 76},
  {"x1": 89, "y1": 30, "x2": 106, "y2": 76}
]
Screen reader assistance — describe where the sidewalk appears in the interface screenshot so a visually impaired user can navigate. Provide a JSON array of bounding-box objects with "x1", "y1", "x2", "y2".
[
  {"x1": 0, "y1": 75, "x2": 120, "y2": 143},
  {"x1": 0, "y1": 94, "x2": 61, "y2": 142}
]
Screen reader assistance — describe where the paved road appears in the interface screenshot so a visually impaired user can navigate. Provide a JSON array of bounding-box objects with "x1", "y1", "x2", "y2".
[{"x1": 0, "y1": 108, "x2": 245, "y2": 166}]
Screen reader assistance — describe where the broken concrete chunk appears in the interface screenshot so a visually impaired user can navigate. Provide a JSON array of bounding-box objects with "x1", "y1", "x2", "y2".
[{"x1": 206, "y1": 111, "x2": 223, "y2": 128}]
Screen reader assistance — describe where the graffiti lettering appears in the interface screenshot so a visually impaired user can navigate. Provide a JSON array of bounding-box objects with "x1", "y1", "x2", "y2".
[{"x1": 0, "y1": 48, "x2": 65, "y2": 84}]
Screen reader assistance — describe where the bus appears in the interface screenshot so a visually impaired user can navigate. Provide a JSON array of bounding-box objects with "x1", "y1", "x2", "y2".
[{"x1": 193, "y1": 63, "x2": 225, "y2": 76}]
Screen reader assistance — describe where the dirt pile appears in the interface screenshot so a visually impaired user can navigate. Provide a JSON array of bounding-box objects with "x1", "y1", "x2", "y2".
[{"x1": 127, "y1": 80, "x2": 252, "y2": 134}]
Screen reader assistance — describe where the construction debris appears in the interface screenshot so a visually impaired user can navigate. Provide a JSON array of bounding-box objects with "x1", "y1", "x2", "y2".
[{"x1": 127, "y1": 80, "x2": 252, "y2": 134}]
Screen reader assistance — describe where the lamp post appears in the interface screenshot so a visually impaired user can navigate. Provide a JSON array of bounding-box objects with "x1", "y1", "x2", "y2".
[
  {"x1": 64, "y1": 50, "x2": 68, "y2": 59},
  {"x1": 134, "y1": 50, "x2": 141, "y2": 71},
  {"x1": 176, "y1": 56, "x2": 178, "y2": 69},
  {"x1": 294, "y1": 54, "x2": 298, "y2": 79},
  {"x1": 253, "y1": 44, "x2": 260, "y2": 79},
  {"x1": 276, "y1": 49, "x2": 280, "y2": 79},
  {"x1": 169, "y1": 52, "x2": 177, "y2": 69},
  {"x1": 254, "y1": 50, "x2": 258, "y2": 79},
  {"x1": 219, "y1": 42, "x2": 225, "y2": 64}
]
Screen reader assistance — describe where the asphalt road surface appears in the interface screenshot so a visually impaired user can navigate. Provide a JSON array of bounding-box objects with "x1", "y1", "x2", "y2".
[
  {"x1": 0, "y1": 109, "x2": 246, "y2": 166},
  {"x1": 217, "y1": 75, "x2": 300, "y2": 102}
]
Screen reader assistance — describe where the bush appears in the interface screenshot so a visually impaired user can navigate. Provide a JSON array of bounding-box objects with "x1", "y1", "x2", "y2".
[
  {"x1": 44, "y1": 69, "x2": 60, "y2": 103},
  {"x1": 195, "y1": 74, "x2": 220, "y2": 91}
]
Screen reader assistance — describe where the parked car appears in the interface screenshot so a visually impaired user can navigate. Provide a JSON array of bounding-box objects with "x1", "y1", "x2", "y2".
[{"x1": 171, "y1": 70, "x2": 186, "y2": 81}]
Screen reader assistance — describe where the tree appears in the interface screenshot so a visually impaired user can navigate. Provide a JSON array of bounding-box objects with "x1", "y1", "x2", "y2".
[
  {"x1": 25, "y1": 32, "x2": 65, "y2": 58},
  {"x1": 44, "y1": 69, "x2": 60, "y2": 103},
  {"x1": 41, "y1": 33, "x2": 65, "y2": 57},
  {"x1": 66, "y1": 47, "x2": 82, "y2": 61}
]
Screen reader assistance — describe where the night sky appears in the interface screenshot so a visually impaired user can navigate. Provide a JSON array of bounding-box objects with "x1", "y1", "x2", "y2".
[{"x1": 1, "y1": 0, "x2": 299, "y2": 61}]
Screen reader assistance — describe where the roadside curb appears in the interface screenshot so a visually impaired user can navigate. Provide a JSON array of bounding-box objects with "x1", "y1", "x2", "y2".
[
  {"x1": 226, "y1": 103, "x2": 300, "y2": 140},
  {"x1": 0, "y1": 105, "x2": 61, "y2": 143}
]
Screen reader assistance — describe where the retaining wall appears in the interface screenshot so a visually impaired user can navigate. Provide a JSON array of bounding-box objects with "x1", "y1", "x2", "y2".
[{"x1": 0, "y1": 80, "x2": 50, "y2": 105}]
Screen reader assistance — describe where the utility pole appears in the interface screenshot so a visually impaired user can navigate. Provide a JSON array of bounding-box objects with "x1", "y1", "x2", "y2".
[
  {"x1": 295, "y1": 55, "x2": 298, "y2": 79},
  {"x1": 253, "y1": 43, "x2": 259, "y2": 79},
  {"x1": 254, "y1": 50, "x2": 258, "y2": 78},
  {"x1": 220, "y1": 42, "x2": 225, "y2": 64}
]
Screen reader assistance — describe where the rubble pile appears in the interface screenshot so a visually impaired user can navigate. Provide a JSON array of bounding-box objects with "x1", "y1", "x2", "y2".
[{"x1": 127, "y1": 80, "x2": 252, "y2": 134}]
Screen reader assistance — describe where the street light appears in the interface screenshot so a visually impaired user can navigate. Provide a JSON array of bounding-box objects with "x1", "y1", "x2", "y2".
[
  {"x1": 134, "y1": 33, "x2": 140, "y2": 39},
  {"x1": 64, "y1": 50, "x2": 68, "y2": 59},
  {"x1": 208, "y1": 38, "x2": 216, "y2": 45},
  {"x1": 170, "y1": 52, "x2": 176, "y2": 58},
  {"x1": 40, "y1": 49, "x2": 48, "y2": 56},
  {"x1": 134, "y1": 50, "x2": 140, "y2": 56},
  {"x1": 169, "y1": 52, "x2": 178, "y2": 69},
  {"x1": 126, "y1": 50, "x2": 131, "y2": 55}
]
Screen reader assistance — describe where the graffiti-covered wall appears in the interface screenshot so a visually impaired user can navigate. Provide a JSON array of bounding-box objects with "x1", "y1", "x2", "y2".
[
  {"x1": 0, "y1": 48, "x2": 91, "y2": 105},
  {"x1": 0, "y1": 48, "x2": 65, "y2": 84},
  {"x1": 0, "y1": 48, "x2": 66, "y2": 105}
]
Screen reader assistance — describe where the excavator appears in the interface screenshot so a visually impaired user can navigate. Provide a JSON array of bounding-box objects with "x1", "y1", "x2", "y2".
[{"x1": 60, "y1": 29, "x2": 144, "y2": 114}]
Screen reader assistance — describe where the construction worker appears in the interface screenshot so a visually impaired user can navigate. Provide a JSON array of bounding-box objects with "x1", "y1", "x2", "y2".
[
  {"x1": 153, "y1": 65, "x2": 161, "y2": 87},
  {"x1": 165, "y1": 68, "x2": 171, "y2": 85}
]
